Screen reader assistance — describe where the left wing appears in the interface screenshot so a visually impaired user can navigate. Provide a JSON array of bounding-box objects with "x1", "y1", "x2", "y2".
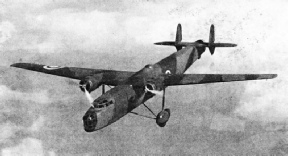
[
  {"x1": 164, "y1": 74, "x2": 277, "y2": 86},
  {"x1": 10, "y1": 63, "x2": 135, "y2": 86}
]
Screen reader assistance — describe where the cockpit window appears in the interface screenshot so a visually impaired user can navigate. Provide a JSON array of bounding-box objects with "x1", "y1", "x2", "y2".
[
  {"x1": 144, "y1": 64, "x2": 153, "y2": 69},
  {"x1": 95, "y1": 98, "x2": 115, "y2": 108}
]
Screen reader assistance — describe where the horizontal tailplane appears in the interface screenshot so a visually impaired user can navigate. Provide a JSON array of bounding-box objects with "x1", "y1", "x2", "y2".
[
  {"x1": 154, "y1": 41, "x2": 176, "y2": 46},
  {"x1": 154, "y1": 23, "x2": 237, "y2": 53},
  {"x1": 208, "y1": 24, "x2": 237, "y2": 54}
]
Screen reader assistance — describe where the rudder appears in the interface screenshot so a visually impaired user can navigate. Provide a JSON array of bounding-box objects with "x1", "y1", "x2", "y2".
[
  {"x1": 208, "y1": 24, "x2": 215, "y2": 54},
  {"x1": 209, "y1": 24, "x2": 215, "y2": 45},
  {"x1": 175, "y1": 23, "x2": 182, "y2": 43},
  {"x1": 175, "y1": 23, "x2": 182, "y2": 50}
]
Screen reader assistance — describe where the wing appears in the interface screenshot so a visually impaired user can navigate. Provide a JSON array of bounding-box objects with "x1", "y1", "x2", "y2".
[
  {"x1": 10, "y1": 63, "x2": 135, "y2": 86},
  {"x1": 164, "y1": 74, "x2": 277, "y2": 86}
]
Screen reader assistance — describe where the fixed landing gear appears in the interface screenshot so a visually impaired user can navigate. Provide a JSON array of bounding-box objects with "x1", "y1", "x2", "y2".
[
  {"x1": 130, "y1": 88, "x2": 171, "y2": 127},
  {"x1": 156, "y1": 108, "x2": 170, "y2": 127},
  {"x1": 156, "y1": 88, "x2": 170, "y2": 127}
]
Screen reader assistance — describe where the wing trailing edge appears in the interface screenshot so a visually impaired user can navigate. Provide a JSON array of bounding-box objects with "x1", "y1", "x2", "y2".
[{"x1": 164, "y1": 74, "x2": 277, "y2": 86}]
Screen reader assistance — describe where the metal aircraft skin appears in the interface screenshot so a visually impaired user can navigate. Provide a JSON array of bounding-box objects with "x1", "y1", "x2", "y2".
[{"x1": 10, "y1": 24, "x2": 277, "y2": 132}]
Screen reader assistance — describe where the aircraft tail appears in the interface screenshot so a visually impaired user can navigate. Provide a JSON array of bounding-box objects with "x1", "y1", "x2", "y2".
[
  {"x1": 154, "y1": 24, "x2": 237, "y2": 53},
  {"x1": 175, "y1": 24, "x2": 182, "y2": 50},
  {"x1": 207, "y1": 24, "x2": 237, "y2": 55},
  {"x1": 154, "y1": 23, "x2": 183, "y2": 51},
  {"x1": 175, "y1": 23, "x2": 182, "y2": 43},
  {"x1": 208, "y1": 25, "x2": 215, "y2": 54}
]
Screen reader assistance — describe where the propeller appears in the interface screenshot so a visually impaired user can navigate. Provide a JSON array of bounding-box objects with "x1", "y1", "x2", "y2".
[
  {"x1": 84, "y1": 88, "x2": 94, "y2": 108},
  {"x1": 144, "y1": 86, "x2": 164, "y2": 97}
]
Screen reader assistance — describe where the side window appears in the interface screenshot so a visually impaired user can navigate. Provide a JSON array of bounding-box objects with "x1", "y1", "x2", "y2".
[
  {"x1": 96, "y1": 99, "x2": 115, "y2": 108},
  {"x1": 106, "y1": 99, "x2": 115, "y2": 106}
]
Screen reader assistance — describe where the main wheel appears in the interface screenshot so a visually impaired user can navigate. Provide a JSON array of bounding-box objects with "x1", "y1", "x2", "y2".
[{"x1": 156, "y1": 109, "x2": 170, "y2": 127}]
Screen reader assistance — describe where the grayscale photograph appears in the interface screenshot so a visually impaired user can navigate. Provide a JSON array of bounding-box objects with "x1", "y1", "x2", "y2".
[{"x1": 0, "y1": 0, "x2": 287, "y2": 155}]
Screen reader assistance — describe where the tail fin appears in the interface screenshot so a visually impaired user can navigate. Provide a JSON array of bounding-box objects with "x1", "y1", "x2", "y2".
[
  {"x1": 209, "y1": 24, "x2": 215, "y2": 44},
  {"x1": 175, "y1": 24, "x2": 182, "y2": 43},
  {"x1": 154, "y1": 23, "x2": 237, "y2": 53},
  {"x1": 154, "y1": 23, "x2": 183, "y2": 51},
  {"x1": 175, "y1": 23, "x2": 183, "y2": 50},
  {"x1": 208, "y1": 24, "x2": 215, "y2": 54},
  {"x1": 208, "y1": 24, "x2": 237, "y2": 55}
]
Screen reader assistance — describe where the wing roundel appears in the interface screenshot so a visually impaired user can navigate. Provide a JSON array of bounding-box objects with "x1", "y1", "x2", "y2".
[{"x1": 10, "y1": 63, "x2": 135, "y2": 86}]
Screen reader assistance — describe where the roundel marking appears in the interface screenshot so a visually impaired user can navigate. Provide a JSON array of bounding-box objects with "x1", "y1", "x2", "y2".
[
  {"x1": 165, "y1": 70, "x2": 171, "y2": 75},
  {"x1": 43, "y1": 65, "x2": 64, "y2": 70}
]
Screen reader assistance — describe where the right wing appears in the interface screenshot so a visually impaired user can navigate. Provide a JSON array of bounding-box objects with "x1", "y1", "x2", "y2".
[
  {"x1": 164, "y1": 74, "x2": 277, "y2": 86},
  {"x1": 10, "y1": 63, "x2": 135, "y2": 86}
]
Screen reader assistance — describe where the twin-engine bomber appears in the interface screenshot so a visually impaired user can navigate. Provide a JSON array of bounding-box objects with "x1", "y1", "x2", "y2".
[{"x1": 11, "y1": 24, "x2": 277, "y2": 132}]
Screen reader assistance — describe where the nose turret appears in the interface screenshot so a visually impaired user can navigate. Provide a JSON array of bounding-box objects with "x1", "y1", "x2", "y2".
[{"x1": 83, "y1": 107, "x2": 97, "y2": 132}]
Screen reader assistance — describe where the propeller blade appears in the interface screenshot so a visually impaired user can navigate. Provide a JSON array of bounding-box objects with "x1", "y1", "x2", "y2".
[
  {"x1": 145, "y1": 86, "x2": 164, "y2": 96},
  {"x1": 84, "y1": 88, "x2": 94, "y2": 107}
]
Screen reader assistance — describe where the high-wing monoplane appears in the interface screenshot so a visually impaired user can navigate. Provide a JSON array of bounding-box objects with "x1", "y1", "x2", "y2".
[{"x1": 10, "y1": 24, "x2": 277, "y2": 132}]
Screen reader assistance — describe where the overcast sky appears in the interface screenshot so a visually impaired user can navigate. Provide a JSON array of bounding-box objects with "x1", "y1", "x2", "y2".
[{"x1": 1, "y1": 0, "x2": 288, "y2": 155}]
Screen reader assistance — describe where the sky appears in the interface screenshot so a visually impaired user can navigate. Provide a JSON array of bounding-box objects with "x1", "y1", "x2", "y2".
[{"x1": 1, "y1": 0, "x2": 288, "y2": 155}]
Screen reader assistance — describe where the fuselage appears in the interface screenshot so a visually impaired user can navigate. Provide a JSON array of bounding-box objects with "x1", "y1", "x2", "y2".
[{"x1": 83, "y1": 46, "x2": 206, "y2": 132}]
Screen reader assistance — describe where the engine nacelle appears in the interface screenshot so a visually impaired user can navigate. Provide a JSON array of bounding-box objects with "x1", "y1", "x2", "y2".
[
  {"x1": 79, "y1": 75, "x2": 102, "y2": 93},
  {"x1": 156, "y1": 109, "x2": 170, "y2": 127},
  {"x1": 145, "y1": 83, "x2": 164, "y2": 96}
]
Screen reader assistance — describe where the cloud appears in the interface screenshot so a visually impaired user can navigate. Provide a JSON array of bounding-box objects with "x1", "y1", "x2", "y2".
[
  {"x1": 1, "y1": 0, "x2": 288, "y2": 155},
  {"x1": 29, "y1": 116, "x2": 45, "y2": 132},
  {"x1": 0, "y1": 122, "x2": 20, "y2": 145},
  {"x1": 2, "y1": 138, "x2": 44, "y2": 156},
  {"x1": 0, "y1": 85, "x2": 50, "y2": 104},
  {"x1": 235, "y1": 78, "x2": 288, "y2": 122},
  {"x1": 0, "y1": 83, "x2": 50, "y2": 151},
  {"x1": 0, "y1": 21, "x2": 16, "y2": 45},
  {"x1": 38, "y1": 9, "x2": 123, "y2": 53}
]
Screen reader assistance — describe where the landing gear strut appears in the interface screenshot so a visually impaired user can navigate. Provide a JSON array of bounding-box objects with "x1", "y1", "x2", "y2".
[
  {"x1": 102, "y1": 84, "x2": 105, "y2": 94},
  {"x1": 130, "y1": 87, "x2": 171, "y2": 127},
  {"x1": 101, "y1": 84, "x2": 112, "y2": 95},
  {"x1": 156, "y1": 88, "x2": 170, "y2": 127}
]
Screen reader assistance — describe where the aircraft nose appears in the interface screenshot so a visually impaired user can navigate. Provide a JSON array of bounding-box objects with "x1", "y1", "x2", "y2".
[{"x1": 83, "y1": 108, "x2": 97, "y2": 132}]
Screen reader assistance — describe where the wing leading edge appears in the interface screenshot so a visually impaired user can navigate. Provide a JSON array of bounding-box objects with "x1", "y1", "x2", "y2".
[
  {"x1": 164, "y1": 74, "x2": 277, "y2": 86},
  {"x1": 10, "y1": 63, "x2": 135, "y2": 86},
  {"x1": 11, "y1": 63, "x2": 277, "y2": 86}
]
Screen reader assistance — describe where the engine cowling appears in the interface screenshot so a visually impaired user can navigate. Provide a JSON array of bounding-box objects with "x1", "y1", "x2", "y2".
[
  {"x1": 156, "y1": 109, "x2": 170, "y2": 127},
  {"x1": 145, "y1": 83, "x2": 164, "y2": 96},
  {"x1": 145, "y1": 83, "x2": 156, "y2": 91},
  {"x1": 79, "y1": 75, "x2": 102, "y2": 93}
]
